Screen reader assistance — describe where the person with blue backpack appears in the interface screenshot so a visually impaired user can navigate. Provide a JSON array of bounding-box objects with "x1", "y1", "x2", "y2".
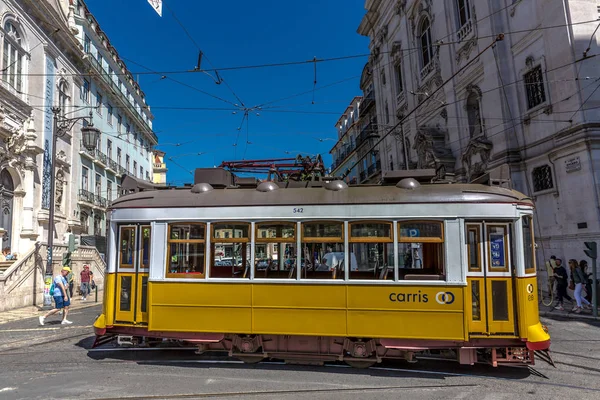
[{"x1": 39, "y1": 266, "x2": 73, "y2": 326}]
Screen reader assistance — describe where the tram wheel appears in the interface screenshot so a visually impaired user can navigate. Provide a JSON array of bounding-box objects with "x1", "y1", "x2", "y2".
[
  {"x1": 345, "y1": 360, "x2": 376, "y2": 369},
  {"x1": 237, "y1": 355, "x2": 265, "y2": 364}
]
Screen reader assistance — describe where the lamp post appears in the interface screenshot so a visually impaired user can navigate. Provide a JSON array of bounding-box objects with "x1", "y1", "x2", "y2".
[{"x1": 43, "y1": 107, "x2": 101, "y2": 307}]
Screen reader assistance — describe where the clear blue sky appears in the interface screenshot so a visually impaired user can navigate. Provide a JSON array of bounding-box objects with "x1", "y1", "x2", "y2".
[{"x1": 86, "y1": 0, "x2": 369, "y2": 184}]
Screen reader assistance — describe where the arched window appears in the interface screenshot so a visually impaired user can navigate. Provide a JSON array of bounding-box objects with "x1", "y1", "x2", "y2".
[
  {"x1": 419, "y1": 18, "x2": 433, "y2": 69},
  {"x1": 2, "y1": 21, "x2": 25, "y2": 92},
  {"x1": 466, "y1": 90, "x2": 483, "y2": 137}
]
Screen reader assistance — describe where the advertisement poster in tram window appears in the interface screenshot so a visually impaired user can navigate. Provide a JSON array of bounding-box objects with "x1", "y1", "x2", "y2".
[{"x1": 490, "y1": 233, "x2": 505, "y2": 268}]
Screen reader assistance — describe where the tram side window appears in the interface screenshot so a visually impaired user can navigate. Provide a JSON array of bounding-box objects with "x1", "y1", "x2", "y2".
[
  {"x1": 301, "y1": 222, "x2": 344, "y2": 280},
  {"x1": 211, "y1": 223, "x2": 250, "y2": 279},
  {"x1": 349, "y1": 222, "x2": 394, "y2": 280},
  {"x1": 255, "y1": 222, "x2": 296, "y2": 279},
  {"x1": 522, "y1": 216, "x2": 536, "y2": 274},
  {"x1": 119, "y1": 226, "x2": 136, "y2": 269},
  {"x1": 466, "y1": 224, "x2": 482, "y2": 272},
  {"x1": 166, "y1": 223, "x2": 206, "y2": 278},
  {"x1": 398, "y1": 221, "x2": 445, "y2": 280}
]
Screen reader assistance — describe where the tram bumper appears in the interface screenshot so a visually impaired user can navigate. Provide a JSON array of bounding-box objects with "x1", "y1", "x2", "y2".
[
  {"x1": 525, "y1": 322, "x2": 551, "y2": 351},
  {"x1": 93, "y1": 313, "x2": 107, "y2": 336}
]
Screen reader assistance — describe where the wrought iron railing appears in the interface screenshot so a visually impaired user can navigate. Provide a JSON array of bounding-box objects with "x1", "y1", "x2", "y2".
[
  {"x1": 78, "y1": 189, "x2": 95, "y2": 204},
  {"x1": 95, "y1": 149, "x2": 107, "y2": 165}
]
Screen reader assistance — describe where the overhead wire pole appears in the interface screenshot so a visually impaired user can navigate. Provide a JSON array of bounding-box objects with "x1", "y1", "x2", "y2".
[{"x1": 342, "y1": 35, "x2": 505, "y2": 180}]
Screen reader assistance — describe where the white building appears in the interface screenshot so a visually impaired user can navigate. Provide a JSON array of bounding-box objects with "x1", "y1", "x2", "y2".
[
  {"x1": 0, "y1": 0, "x2": 158, "y2": 257},
  {"x1": 330, "y1": 96, "x2": 362, "y2": 184},
  {"x1": 358, "y1": 0, "x2": 600, "y2": 262},
  {"x1": 70, "y1": 0, "x2": 157, "y2": 252}
]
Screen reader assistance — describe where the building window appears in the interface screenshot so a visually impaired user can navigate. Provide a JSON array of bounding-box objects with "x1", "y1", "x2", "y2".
[
  {"x1": 83, "y1": 34, "x2": 91, "y2": 53},
  {"x1": 95, "y1": 173, "x2": 101, "y2": 197},
  {"x1": 140, "y1": 166, "x2": 144, "y2": 179},
  {"x1": 81, "y1": 79, "x2": 90, "y2": 103},
  {"x1": 94, "y1": 214, "x2": 102, "y2": 236},
  {"x1": 117, "y1": 147, "x2": 122, "y2": 166},
  {"x1": 466, "y1": 89, "x2": 483, "y2": 137},
  {"x1": 107, "y1": 139, "x2": 112, "y2": 160},
  {"x1": 80, "y1": 211, "x2": 89, "y2": 232},
  {"x1": 380, "y1": 68, "x2": 386, "y2": 85},
  {"x1": 97, "y1": 52, "x2": 103, "y2": 66},
  {"x1": 107, "y1": 181, "x2": 113, "y2": 201},
  {"x1": 394, "y1": 63, "x2": 404, "y2": 96},
  {"x1": 58, "y1": 80, "x2": 69, "y2": 117},
  {"x1": 117, "y1": 114, "x2": 122, "y2": 133},
  {"x1": 384, "y1": 99, "x2": 390, "y2": 124},
  {"x1": 107, "y1": 103, "x2": 113, "y2": 125},
  {"x1": 133, "y1": 161, "x2": 137, "y2": 177},
  {"x1": 95, "y1": 91, "x2": 102, "y2": 115},
  {"x1": 126, "y1": 124, "x2": 131, "y2": 137},
  {"x1": 457, "y1": 0, "x2": 472, "y2": 29},
  {"x1": 419, "y1": 17, "x2": 433, "y2": 69},
  {"x1": 524, "y1": 65, "x2": 546, "y2": 109},
  {"x1": 146, "y1": 171, "x2": 150, "y2": 181},
  {"x1": 81, "y1": 167, "x2": 89, "y2": 190},
  {"x1": 2, "y1": 22, "x2": 25, "y2": 93},
  {"x1": 532, "y1": 165, "x2": 553, "y2": 192},
  {"x1": 126, "y1": 155, "x2": 130, "y2": 173}
]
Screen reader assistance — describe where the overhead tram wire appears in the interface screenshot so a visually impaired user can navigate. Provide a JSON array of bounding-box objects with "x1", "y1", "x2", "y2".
[
  {"x1": 162, "y1": 0, "x2": 246, "y2": 108},
  {"x1": 342, "y1": 35, "x2": 504, "y2": 180}
]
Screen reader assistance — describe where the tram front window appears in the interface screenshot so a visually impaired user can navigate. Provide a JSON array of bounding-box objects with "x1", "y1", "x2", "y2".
[
  {"x1": 166, "y1": 223, "x2": 206, "y2": 278},
  {"x1": 398, "y1": 221, "x2": 445, "y2": 280}
]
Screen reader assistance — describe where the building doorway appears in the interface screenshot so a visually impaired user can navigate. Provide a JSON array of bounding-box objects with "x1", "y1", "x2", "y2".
[{"x1": 0, "y1": 169, "x2": 14, "y2": 250}]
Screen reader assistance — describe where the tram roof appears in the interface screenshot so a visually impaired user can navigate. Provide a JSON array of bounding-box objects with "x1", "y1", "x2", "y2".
[{"x1": 110, "y1": 181, "x2": 533, "y2": 210}]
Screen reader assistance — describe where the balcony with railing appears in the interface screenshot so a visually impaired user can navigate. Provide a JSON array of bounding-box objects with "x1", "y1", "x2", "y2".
[
  {"x1": 361, "y1": 94, "x2": 375, "y2": 112},
  {"x1": 85, "y1": 52, "x2": 157, "y2": 143},
  {"x1": 94, "y1": 194, "x2": 108, "y2": 208},
  {"x1": 94, "y1": 149, "x2": 107, "y2": 167},
  {"x1": 457, "y1": 19, "x2": 473, "y2": 42},
  {"x1": 356, "y1": 123, "x2": 379, "y2": 148},
  {"x1": 106, "y1": 158, "x2": 118, "y2": 174},
  {"x1": 153, "y1": 162, "x2": 167, "y2": 171},
  {"x1": 79, "y1": 140, "x2": 95, "y2": 159},
  {"x1": 420, "y1": 56, "x2": 439, "y2": 81},
  {"x1": 78, "y1": 189, "x2": 95, "y2": 205}
]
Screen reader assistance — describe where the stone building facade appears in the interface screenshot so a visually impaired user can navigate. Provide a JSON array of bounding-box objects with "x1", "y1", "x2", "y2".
[
  {"x1": 357, "y1": 0, "x2": 600, "y2": 262},
  {"x1": 330, "y1": 96, "x2": 361, "y2": 184},
  {"x1": 0, "y1": 0, "x2": 158, "y2": 258}
]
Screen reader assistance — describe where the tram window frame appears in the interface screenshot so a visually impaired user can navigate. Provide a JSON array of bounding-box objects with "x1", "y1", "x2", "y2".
[
  {"x1": 397, "y1": 221, "x2": 445, "y2": 280},
  {"x1": 466, "y1": 224, "x2": 483, "y2": 272},
  {"x1": 210, "y1": 222, "x2": 251, "y2": 279},
  {"x1": 522, "y1": 216, "x2": 536, "y2": 274},
  {"x1": 486, "y1": 224, "x2": 510, "y2": 272},
  {"x1": 348, "y1": 221, "x2": 394, "y2": 280},
  {"x1": 118, "y1": 226, "x2": 136, "y2": 270},
  {"x1": 255, "y1": 222, "x2": 296, "y2": 279},
  {"x1": 140, "y1": 225, "x2": 151, "y2": 270},
  {"x1": 300, "y1": 221, "x2": 345, "y2": 280},
  {"x1": 166, "y1": 223, "x2": 207, "y2": 279}
]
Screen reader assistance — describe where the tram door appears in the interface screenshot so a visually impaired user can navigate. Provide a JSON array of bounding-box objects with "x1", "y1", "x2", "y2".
[
  {"x1": 466, "y1": 222, "x2": 516, "y2": 336},
  {"x1": 114, "y1": 225, "x2": 151, "y2": 325}
]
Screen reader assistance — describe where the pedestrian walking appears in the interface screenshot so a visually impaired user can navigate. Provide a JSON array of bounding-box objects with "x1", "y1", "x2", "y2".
[
  {"x1": 553, "y1": 259, "x2": 570, "y2": 311},
  {"x1": 580, "y1": 260, "x2": 593, "y2": 303},
  {"x1": 67, "y1": 269, "x2": 74, "y2": 298},
  {"x1": 547, "y1": 255, "x2": 557, "y2": 297},
  {"x1": 80, "y1": 264, "x2": 93, "y2": 301},
  {"x1": 39, "y1": 266, "x2": 73, "y2": 325},
  {"x1": 570, "y1": 259, "x2": 592, "y2": 313}
]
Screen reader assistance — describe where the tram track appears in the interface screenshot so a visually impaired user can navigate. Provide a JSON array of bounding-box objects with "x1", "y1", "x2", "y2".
[{"x1": 86, "y1": 384, "x2": 480, "y2": 400}]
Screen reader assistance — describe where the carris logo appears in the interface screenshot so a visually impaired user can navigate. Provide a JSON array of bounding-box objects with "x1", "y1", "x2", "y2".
[{"x1": 435, "y1": 291, "x2": 455, "y2": 305}]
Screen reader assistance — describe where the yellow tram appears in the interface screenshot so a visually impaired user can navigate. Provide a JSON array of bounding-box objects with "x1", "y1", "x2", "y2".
[{"x1": 94, "y1": 169, "x2": 550, "y2": 367}]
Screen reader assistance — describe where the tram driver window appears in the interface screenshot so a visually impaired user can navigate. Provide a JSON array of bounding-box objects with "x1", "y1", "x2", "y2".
[
  {"x1": 300, "y1": 222, "x2": 344, "y2": 280},
  {"x1": 166, "y1": 223, "x2": 206, "y2": 279},
  {"x1": 349, "y1": 222, "x2": 394, "y2": 280},
  {"x1": 211, "y1": 223, "x2": 250, "y2": 279},
  {"x1": 398, "y1": 221, "x2": 445, "y2": 280},
  {"x1": 255, "y1": 222, "x2": 296, "y2": 279}
]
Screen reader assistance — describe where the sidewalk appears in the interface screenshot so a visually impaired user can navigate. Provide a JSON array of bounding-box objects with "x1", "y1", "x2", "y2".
[
  {"x1": 538, "y1": 294, "x2": 599, "y2": 321},
  {"x1": 0, "y1": 291, "x2": 103, "y2": 325}
]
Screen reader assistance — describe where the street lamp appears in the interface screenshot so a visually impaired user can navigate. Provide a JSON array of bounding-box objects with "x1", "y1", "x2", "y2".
[{"x1": 44, "y1": 107, "x2": 100, "y2": 306}]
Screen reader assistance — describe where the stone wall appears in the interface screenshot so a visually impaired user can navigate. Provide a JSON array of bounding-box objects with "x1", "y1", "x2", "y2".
[{"x1": 0, "y1": 243, "x2": 105, "y2": 312}]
